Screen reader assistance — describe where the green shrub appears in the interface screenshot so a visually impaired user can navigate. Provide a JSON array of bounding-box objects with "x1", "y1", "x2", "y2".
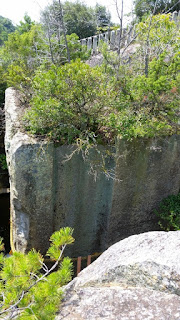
[
  {"x1": 1, "y1": 13, "x2": 177, "y2": 152},
  {"x1": 1, "y1": 24, "x2": 47, "y2": 89},
  {"x1": 0, "y1": 154, "x2": 7, "y2": 170},
  {"x1": 101, "y1": 50, "x2": 180, "y2": 140},
  {"x1": 0, "y1": 227, "x2": 74, "y2": 319},
  {"x1": 155, "y1": 193, "x2": 180, "y2": 231},
  {"x1": 24, "y1": 59, "x2": 114, "y2": 144},
  {"x1": 24, "y1": 46, "x2": 180, "y2": 145},
  {"x1": 66, "y1": 33, "x2": 91, "y2": 61}
]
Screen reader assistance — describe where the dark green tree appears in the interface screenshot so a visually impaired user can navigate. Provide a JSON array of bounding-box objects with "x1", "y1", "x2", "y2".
[
  {"x1": 0, "y1": 16, "x2": 15, "y2": 46},
  {"x1": 95, "y1": 4, "x2": 111, "y2": 28},
  {"x1": 0, "y1": 16, "x2": 15, "y2": 107},
  {"x1": 0, "y1": 24, "x2": 47, "y2": 90},
  {"x1": 16, "y1": 14, "x2": 35, "y2": 34},
  {"x1": 62, "y1": 1, "x2": 96, "y2": 38},
  {"x1": 41, "y1": 1, "x2": 97, "y2": 39},
  {"x1": 134, "y1": 0, "x2": 180, "y2": 20},
  {"x1": 41, "y1": 1, "x2": 113, "y2": 40}
]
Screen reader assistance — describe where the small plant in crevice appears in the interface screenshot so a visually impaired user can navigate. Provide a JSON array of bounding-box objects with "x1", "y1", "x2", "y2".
[
  {"x1": 0, "y1": 154, "x2": 7, "y2": 170},
  {"x1": 155, "y1": 193, "x2": 180, "y2": 231}
]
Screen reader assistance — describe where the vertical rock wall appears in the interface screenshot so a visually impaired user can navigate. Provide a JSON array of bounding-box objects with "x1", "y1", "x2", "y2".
[
  {"x1": 108, "y1": 137, "x2": 180, "y2": 246},
  {"x1": 5, "y1": 88, "x2": 54, "y2": 254},
  {"x1": 52, "y1": 146, "x2": 114, "y2": 256},
  {"x1": 5, "y1": 88, "x2": 180, "y2": 256}
]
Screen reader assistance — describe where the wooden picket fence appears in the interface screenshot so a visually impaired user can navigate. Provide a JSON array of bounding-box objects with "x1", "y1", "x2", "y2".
[{"x1": 35, "y1": 252, "x2": 102, "y2": 277}]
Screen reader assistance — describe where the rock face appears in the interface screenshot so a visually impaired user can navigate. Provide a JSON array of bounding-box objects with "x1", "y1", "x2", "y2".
[
  {"x1": 5, "y1": 88, "x2": 113, "y2": 255},
  {"x1": 57, "y1": 231, "x2": 180, "y2": 320},
  {"x1": 5, "y1": 88, "x2": 55, "y2": 253},
  {"x1": 4, "y1": 88, "x2": 180, "y2": 256}
]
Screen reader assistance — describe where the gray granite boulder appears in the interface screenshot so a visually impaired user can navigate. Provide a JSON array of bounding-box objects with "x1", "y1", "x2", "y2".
[{"x1": 57, "y1": 231, "x2": 180, "y2": 319}]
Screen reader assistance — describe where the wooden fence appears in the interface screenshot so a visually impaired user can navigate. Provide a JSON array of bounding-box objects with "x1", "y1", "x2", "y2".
[{"x1": 72, "y1": 252, "x2": 102, "y2": 275}]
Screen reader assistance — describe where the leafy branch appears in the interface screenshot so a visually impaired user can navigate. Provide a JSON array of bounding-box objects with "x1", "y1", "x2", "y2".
[{"x1": 0, "y1": 227, "x2": 74, "y2": 320}]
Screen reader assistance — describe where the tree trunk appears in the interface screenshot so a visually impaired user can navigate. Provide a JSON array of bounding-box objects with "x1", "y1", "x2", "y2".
[{"x1": 57, "y1": 0, "x2": 71, "y2": 63}]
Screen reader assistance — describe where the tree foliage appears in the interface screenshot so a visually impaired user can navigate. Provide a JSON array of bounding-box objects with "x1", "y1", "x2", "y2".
[
  {"x1": 16, "y1": 14, "x2": 35, "y2": 35},
  {"x1": 24, "y1": 14, "x2": 180, "y2": 145},
  {"x1": 23, "y1": 60, "x2": 114, "y2": 144},
  {"x1": 0, "y1": 16, "x2": 15, "y2": 46},
  {"x1": 134, "y1": 0, "x2": 180, "y2": 20},
  {"x1": 155, "y1": 193, "x2": 180, "y2": 231},
  {"x1": 0, "y1": 16, "x2": 90, "y2": 94},
  {"x1": 41, "y1": 1, "x2": 112, "y2": 39},
  {"x1": 0, "y1": 24, "x2": 47, "y2": 90},
  {"x1": 0, "y1": 16, "x2": 15, "y2": 106},
  {"x1": 0, "y1": 12, "x2": 179, "y2": 179},
  {"x1": 101, "y1": 13, "x2": 180, "y2": 139},
  {"x1": 95, "y1": 4, "x2": 111, "y2": 28},
  {"x1": 63, "y1": 1, "x2": 96, "y2": 38},
  {"x1": 0, "y1": 227, "x2": 74, "y2": 319}
]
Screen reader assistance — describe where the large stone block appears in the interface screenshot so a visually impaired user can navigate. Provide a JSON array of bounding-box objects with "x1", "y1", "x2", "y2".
[
  {"x1": 5, "y1": 88, "x2": 114, "y2": 256},
  {"x1": 4, "y1": 88, "x2": 180, "y2": 257},
  {"x1": 108, "y1": 136, "x2": 180, "y2": 245}
]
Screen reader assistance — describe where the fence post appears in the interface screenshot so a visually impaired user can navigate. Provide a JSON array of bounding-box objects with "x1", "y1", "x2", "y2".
[
  {"x1": 132, "y1": 24, "x2": 137, "y2": 39},
  {"x1": 92, "y1": 35, "x2": 98, "y2": 53},
  {"x1": 87, "y1": 37, "x2": 92, "y2": 51},
  {"x1": 81, "y1": 38, "x2": 87, "y2": 48},
  {"x1": 99, "y1": 33, "x2": 104, "y2": 41},
  {"x1": 110, "y1": 30, "x2": 116, "y2": 49},
  {"x1": 172, "y1": 11, "x2": 178, "y2": 22},
  {"x1": 127, "y1": 25, "x2": 133, "y2": 44},
  {"x1": 122, "y1": 28, "x2": 127, "y2": 47},
  {"x1": 87, "y1": 255, "x2": 91, "y2": 266},
  {"x1": 77, "y1": 256, "x2": 82, "y2": 276},
  {"x1": 105, "y1": 32, "x2": 109, "y2": 44},
  {"x1": 115, "y1": 29, "x2": 120, "y2": 49}
]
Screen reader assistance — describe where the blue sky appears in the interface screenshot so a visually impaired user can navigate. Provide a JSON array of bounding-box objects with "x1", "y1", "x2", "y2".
[{"x1": 0, "y1": 0, "x2": 134, "y2": 25}]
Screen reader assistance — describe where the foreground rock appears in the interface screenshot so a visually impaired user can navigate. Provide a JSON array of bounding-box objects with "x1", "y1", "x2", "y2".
[{"x1": 57, "y1": 231, "x2": 180, "y2": 320}]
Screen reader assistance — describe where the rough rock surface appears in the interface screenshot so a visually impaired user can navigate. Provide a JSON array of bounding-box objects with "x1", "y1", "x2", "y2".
[
  {"x1": 5, "y1": 88, "x2": 55, "y2": 253},
  {"x1": 86, "y1": 53, "x2": 103, "y2": 67},
  {"x1": 86, "y1": 44, "x2": 141, "y2": 68},
  {"x1": 57, "y1": 231, "x2": 180, "y2": 319}
]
